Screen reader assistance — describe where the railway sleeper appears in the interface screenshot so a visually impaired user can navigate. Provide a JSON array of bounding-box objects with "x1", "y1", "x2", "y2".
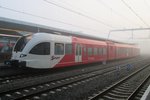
[
  {"x1": 114, "y1": 87, "x2": 130, "y2": 92},
  {"x1": 103, "y1": 95, "x2": 122, "y2": 100},
  {"x1": 134, "y1": 96, "x2": 141, "y2": 100},
  {"x1": 111, "y1": 90, "x2": 131, "y2": 95},
  {"x1": 107, "y1": 92, "x2": 129, "y2": 98},
  {"x1": 116, "y1": 86, "x2": 130, "y2": 91}
]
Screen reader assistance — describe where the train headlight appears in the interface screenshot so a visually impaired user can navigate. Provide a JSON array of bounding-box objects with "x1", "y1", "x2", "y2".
[{"x1": 20, "y1": 54, "x2": 27, "y2": 58}]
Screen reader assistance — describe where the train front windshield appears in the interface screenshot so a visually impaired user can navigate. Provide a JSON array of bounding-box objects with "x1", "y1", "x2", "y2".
[{"x1": 14, "y1": 35, "x2": 32, "y2": 52}]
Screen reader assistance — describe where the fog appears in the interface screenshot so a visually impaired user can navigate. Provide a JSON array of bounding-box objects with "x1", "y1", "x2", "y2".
[
  {"x1": 0, "y1": 0, "x2": 150, "y2": 55},
  {"x1": 119, "y1": 39, "x2": 150, "y2": 55},
  {"x1": 132, "y1": 40, "x2": 150, "y2": 55},
  {"x1": 104, "y1": 29, "x2": 150, "y2": 55}
]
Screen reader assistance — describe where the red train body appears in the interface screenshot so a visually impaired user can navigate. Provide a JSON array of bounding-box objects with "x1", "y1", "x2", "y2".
[{"x1": 54, "y1": 36, "x2": 140, "y2": 68}]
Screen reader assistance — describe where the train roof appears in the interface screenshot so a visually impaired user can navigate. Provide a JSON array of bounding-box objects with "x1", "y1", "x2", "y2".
[
  {"x1": 31, "y1": 33, "x2": 72, "y2": 43},
  {"x1": 72, "y1": 36, "x2": 107, "y2": 45},
  {"x1": 115, "y1": 43, "x2": 137, "y2": 48}
]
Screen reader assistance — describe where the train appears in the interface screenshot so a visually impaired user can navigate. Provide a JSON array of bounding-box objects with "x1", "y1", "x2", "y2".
[{"x1": 5, "y1": 33, "x2": 140, "y2": 69}]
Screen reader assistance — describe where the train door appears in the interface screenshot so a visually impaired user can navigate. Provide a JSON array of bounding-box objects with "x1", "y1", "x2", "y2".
[
  {"x1": 75, "y1": 44, "x2": 82, "y2": 62},
  {"x1": 26, "y1": 42, "x2": 51, "y2": 68}
]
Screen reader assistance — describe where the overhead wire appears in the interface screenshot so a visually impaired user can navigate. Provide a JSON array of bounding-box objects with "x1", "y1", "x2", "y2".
[
  {"x1": 55, "y1": 0, "x2": 150, "y2": 39},
  {"x1": 55, "y1": 0, "x2": 149, "y2": 39},
  {"x1": 44, "y1": 0, "x2": 149, "y2": 39},
  {"x1": 97, "y1": 0, "x2": 138, "y2": 26},
  {"x1": 144, "y1": 0, "x2": 150, "y2": 8},
  {"x1": 0, "y1": 5, "x2": 106, "y2": 33},
  {"x1": 55, "y1": 0, "x2": 113, "y2": 25},
  {"x1": 43, "y1": 0, "x2": 114, "y2": 28},
  {"x1": 144, "y1": 0, "x2": 150, "y2": 18},
  {"x1": 121, "y1": 0, "x2": 150, "y2": 28}
]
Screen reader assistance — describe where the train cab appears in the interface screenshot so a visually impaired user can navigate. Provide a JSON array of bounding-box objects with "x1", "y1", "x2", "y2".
[{"x1": 5, "y1": 33, "x2": 72, "y2": 68}]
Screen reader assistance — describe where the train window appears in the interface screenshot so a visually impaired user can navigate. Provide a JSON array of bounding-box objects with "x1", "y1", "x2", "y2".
[
  {"x1": 99, "y1": 48, "x2": 103, "y2": 55},
  {"x1": 55, "y1": 43, "x2": 64, "y2": 55},
  {"x1": 76, "y1": 44, "x2": 82, "y2": 55},
  {"x1": 79, "y1": 46, "x2": 82, "y2": 55},
  {"x1": 119, "y1": 48, "x2": 121, "y2": 55},
  {"x1": 88, "y1": 47, "x2": 92, "y2": 56},
  {"x1": 84, "y1": 46, "x2": 86, "y2": 55},
  {"x1": 94, "y1": 48, "x2": 98, "y2": 55},
  {"x1": 14, "y1": 35, "x2": 31, "y2": 52},
  {"x1": 29, "y1": 42, "x2": 50, "y2": 55},
  {"x1": 103, "y1": 48, "x2": 107, "y2": 55},
  {"x1": 116, "y1": 48, "x2": 119, "y2": 56},
  {"x1": 65, "y1": 44, "x2": 72, "y2": 54},
  {"x1": 123, "y1": 48, "x2": 125, "y2": 54}
]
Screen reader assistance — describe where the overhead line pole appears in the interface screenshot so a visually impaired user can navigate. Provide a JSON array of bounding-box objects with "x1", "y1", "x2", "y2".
[
  {"x1": 107, "y1": 28, "x2": 150, "y2": 40},
  {"x1": 110, "y1": 28, "x2": 150, "y2": 32}
]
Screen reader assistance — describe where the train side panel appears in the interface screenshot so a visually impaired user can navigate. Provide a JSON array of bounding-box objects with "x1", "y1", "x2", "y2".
[
  {"x1": 54, "y1": 36, "x2": 107, "y2": 68},
  {"x1": 115, "y1": 43, "x2": 139, "y2": 59},
  {"x1": 72, "y1": 37, "x2": 107, "y2": 64}
]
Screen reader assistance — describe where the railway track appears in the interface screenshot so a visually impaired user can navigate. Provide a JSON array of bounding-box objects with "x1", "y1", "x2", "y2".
[
  {"x1": 0, "y1": 56, "x2": 145, "y2": 88},
  {"x1": 88, "y1": 63, "x2": 150, "y2": 100},
  {"x1": 0, "y1": 57, "x2": 149, "y2": 100},
  {"x1": 0, "y1": 56, "x2": 144, "y2": 85},
  {"x1": 0, "y1": 68, "x2": 50, "y2": 85}
]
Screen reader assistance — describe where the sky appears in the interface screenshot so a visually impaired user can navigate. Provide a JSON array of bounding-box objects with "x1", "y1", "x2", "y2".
[{"x1": 0, "y1": 0, "x2": 150, "y2": 42}]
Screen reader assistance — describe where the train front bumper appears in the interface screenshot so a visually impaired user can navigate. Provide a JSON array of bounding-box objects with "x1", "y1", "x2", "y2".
[{"x1": 4, "y1": 60, "x2": 26, "y2": 67}]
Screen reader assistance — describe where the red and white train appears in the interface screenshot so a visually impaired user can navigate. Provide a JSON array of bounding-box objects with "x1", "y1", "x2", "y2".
[{"x1": 6, "y1": 33, "x2": 140, "y2": 69}]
